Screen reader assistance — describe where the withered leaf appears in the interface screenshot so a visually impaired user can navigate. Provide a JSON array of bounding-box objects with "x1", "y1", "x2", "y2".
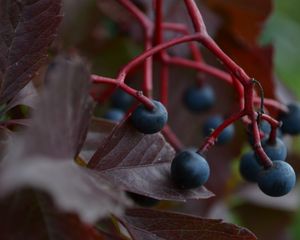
[
  {"x1": 122, "y1": 208, "x2": 257, "y2": 240},
  {"x1": 0, "y1": 0, "x2": 62, "y2": 104},
  {"x1": 88, "y1": 122, "x2": 214, "y2": 201},
  {"x1": 0, "y1": 189, "x2": 105, "y2": 240}
]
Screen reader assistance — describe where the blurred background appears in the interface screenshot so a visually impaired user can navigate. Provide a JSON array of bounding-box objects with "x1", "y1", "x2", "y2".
[{"x1": 56, "y1": 1, "x2": 300, "y2": 239}]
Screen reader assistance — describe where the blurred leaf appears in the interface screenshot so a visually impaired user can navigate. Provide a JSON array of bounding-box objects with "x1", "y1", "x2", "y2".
[
  {"x1": 88, "y1": 121, "x2": 214, "y2": 201},
  {"x1": 0, "y1": 0, "x2": 62, "y2": 104},
  {"x1": 27, "y1": 56, "x2": 94, "y2": 159},
  {"x1": 203, "y1": 0, "x2": 275, "y2": 99},
  {"x1": 204, "y1": 0, "x2": 272, "y2": 44},
  {"x1": 4, "y1": 82, "x2": 37, "y2": 111},
  {"x1": 122, "y1": 208, "x2": 257, "y2": 240},
  {"x1": 0, "y1": 158, "x2": 129, "y2": 223},
  {"x1": 261, "y1": 0, "x2": 300, "y2": 98},
  {"x1": 233, "y1": 202, "x2": 294, "y2": 240},
  {"x1": 0, "y1": 189, "x2": 105, "y2": 240},
  {"x1": 0, "y1": 57, "x2": 130, "y2": 223}
]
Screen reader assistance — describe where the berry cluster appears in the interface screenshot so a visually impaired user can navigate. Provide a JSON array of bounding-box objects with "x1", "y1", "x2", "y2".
[{"x1": 92, "y1": 0, "x2": 300, "y2": 198}]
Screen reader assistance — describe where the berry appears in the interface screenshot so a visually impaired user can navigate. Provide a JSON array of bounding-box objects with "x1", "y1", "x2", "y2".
[
  {"x1": 247, "y1": 121, "x2": 282, "y2": 146},
  {"x1": 171, "y1": 150, "x2": 210, "y2": 189},
  {"x1": 279, "y1": 103, "x2": 300, "y2": 135},
  {"x1": 202, "y1": 115, "x2": 235, "y2": 144},
  {"x1": 103, "y1": 108, "x2": 125, "y2": 122},
  {"x1": 126, "y1": 192, "x2": 159, "y2": 207},
  {"x1": 257, "y1": 161, "x2": 296, "y2": 197},
  {"x1": 111, "y1": 89, "x2": 133, "y2": 111},
  {"x1": 239, "y1": 152, "x2": 262, "y2": 182},
  {"x1": 261, "y1": 138, "x2": 287, "y2": 161},
  {"x1": 130, "y1": 100, "x2": 168, "y2": 134},
  {"x1": 183, "y1": 85, "x2": 215, "y2": 112}
]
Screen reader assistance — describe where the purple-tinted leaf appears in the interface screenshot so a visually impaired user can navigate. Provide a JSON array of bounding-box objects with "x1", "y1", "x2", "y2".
[
  {"x1": 4, "y1": 82, "x2": 37, "y2": 111},
  {"x1": 80, "y1": 118, "x2": 116, "y2": 163},
  {"x1": 0, "y1": 156, "x2": 129, "y2": 223},
  {"x1": 25, "y1": 56, "x2": 94, "y2": 159},
  {"x1": 0, "y1": 0, "x2": 62, "y2": 104},
  {"x1": 122, "y1": 208, "x2": 257, "y2": 240},
  {"x1": 0, "y1": 57, "x2": 130, "y2": 223},
  {"x1": 88, "y1": 122, "x2": 214, "y2": 201},
  {"x1": 0, "y1": 189, "x2": 106, "y2": 240}
]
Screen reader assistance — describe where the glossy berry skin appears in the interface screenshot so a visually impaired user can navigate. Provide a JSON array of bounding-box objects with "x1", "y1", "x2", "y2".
[
  {"x1": 183, "y1": 85, "x2": 215, "y2": 112},
  {"x1": 279, "y1": 103, "x2": 300, "y2": 135},
  {"x1": 257, "y1": 161, "x2": 296, "y2": 197},
  {"x1": 103, "y1": 109, "x2": 125, "y2": 122},
  {"x1": 171, "y1": 150, "x2": 210, "y2": 189},
  {"x1": 130, "y1": 100, "x2": 168, "y2": 134},
  {"x1": 202, "y1": 115, "x2": 235, "y2": 144},
  {"x1": 239, "y1": 152, "x2": 262, "y2": 182},
  {"x1": 111, "y1": 89, "x2": 133, "y2": 110},
  {"x1": 126, "y1": 192, "x2": 159, "y2": 207},
  {"x1": 261, "y1": 138, "x2": 287, "y2": 162}
]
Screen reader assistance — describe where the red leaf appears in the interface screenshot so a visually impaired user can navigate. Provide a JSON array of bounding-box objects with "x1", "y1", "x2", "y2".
[
  {"x1": 88, "y1": 122, "x2": 214, "y2": 201},
  {"x1": 122, "y1": 208, "x2": 257, "y2": 240},
  {"x1": 0, "y1": 189, "x2": 105, "y2": 240},
  {"x1": 204, "y1": 0, "x2": 272, "y2": 44},
  {"x1": 0, "y1": 0, "x2": 62, "y2": 104},
  {"x1": 203, "y1": 0, "x2": 276, "y2": 99}
]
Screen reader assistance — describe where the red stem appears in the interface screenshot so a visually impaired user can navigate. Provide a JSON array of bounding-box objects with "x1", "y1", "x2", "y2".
[
  {"x1": 167, "y1": 57, "x2": 232, "y2": 85},
  {"x1": 198, "y1": 111, "x2": 245, "y2": 153},
  {"x1": 116, "y1": 0, "x2": 154, "y2": 98},
  {"x1": 91, "y1": 75, "x2": 154, "y2": 110},
  {"x1": 163, "y1": 22, "x2": 203, "y2": 62},
  {"x1": 184, "y1": 0, "x2": 207, "y2": 33}
]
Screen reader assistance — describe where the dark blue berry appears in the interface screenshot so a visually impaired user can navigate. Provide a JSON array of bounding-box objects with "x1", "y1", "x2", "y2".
[
  {"x1": 239, "y1": 152, "x2": 262, "y2": 182},
  {"x1": 257, "y1": 161, "x2": 296, "y2": 197},
  {"x1": 260, "y1": 120, "x2": 272, "y2": 136},
  {"x1": 103, "y1": 109, "x2": 125, "y2": 122},
  {"x1": 261, "y1": 138, "x2": 287, "y2": 161},
  {"x1": 279, "y1": 103, "x2": 300, "y2": 135},
  {"x1": 130, "y1": 100, "x2": 168, "y2": 134},
  {"x1": 171, "y1": 150, "x2": 210, "y2": 189},
  {"x1": 247, "y1": 121, "x2": 282, "y2": 146},
  {"x1": 111, "y1": 89, "x2": 133, "y2": 110},
  {"x1": 183, "y1": 85, "x2": 215, "y2": 112},
  {"x1": 126, "y1": 192, "x2": 159, "y2": 207},
  {"x1": 202, "y1": 115, "x2": 235, "y2": 144}
]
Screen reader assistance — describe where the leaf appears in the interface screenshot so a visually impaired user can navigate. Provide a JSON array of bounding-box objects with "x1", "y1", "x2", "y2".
[
  {"x1": 204, "y1": 0, "x2": 272, "y2": 44},
  {"x1": 80, "y1": 118, "x2": 116, "y2": 163},
  {"x1": 0, "y1": 57, "x2": 130, "y2": 223},
  {"x1": 0, "y1": 189, "x2": 105, "y2": 240},
  {"x1": 233, "y1": 202, "x2": 293, "y2": 240},
  {"x1": 121, "y1": 208, "x2": 257, "y2": 240},
  {"x1": 0, "y1": 157, "x2": 129, "y2": 223},
  {"x1": 4, "y1": 81, "x2": 37, "y2": 111},
  {"x1": 260, "y1": 0, "x2": 300, "y2": 99},
  {"x1": 0, "y1": 0, "x2": 62, "y2": 104},
  {"x1": 203, "y1": 0, "x2": 276, "y2": 99},
  {"x1": 88, "y1": 122, "x2": 214, "y2": 201},
  {"x1": 25, "y1": 56, "x2": 94, "y2": 159}
]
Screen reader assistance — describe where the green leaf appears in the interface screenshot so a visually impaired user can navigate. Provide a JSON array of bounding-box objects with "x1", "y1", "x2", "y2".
[{"x1": 261, "y1": 0, "x2": 300, "y2": 98}]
